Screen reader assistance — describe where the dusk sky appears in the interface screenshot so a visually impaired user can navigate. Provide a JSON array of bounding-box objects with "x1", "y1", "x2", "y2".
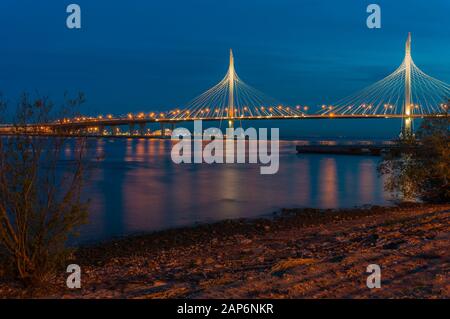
[{"x1": 0, "y1": 0, "x2": 449, "y2": 136}]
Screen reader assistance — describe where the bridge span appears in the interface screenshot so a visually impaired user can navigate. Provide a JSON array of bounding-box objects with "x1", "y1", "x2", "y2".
[
  {"x1": 0, "y1": 114, "x2": 446, "y2": 138},
  {"x1": 0, "y1": 33, "x2": 448, "y2": 138}
]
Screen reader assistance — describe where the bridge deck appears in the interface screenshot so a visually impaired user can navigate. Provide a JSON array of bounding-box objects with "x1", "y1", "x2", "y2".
[{"x1": 0, "y1": 114, "x2": 445, "y2": 130}]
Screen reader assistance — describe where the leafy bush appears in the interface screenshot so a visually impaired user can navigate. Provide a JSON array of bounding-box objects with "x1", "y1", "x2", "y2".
[
  {"x1": 0, "y1": 93, "x2": 89, "y2": 286},
  {"x1": 378, "y1": 110, "x2": 449, "y2": 203}
]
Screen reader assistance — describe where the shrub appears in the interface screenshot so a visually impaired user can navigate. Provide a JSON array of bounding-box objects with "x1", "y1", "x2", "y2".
[
  {"x1": 0, "y1": 93, "x2": 89, "y2": 286},
  {"x1": 378, "y1": 110, "x2": 449, "y2": 203}
]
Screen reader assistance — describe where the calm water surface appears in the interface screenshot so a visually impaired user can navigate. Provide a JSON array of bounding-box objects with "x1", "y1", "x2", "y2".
[{"x1": 75, "y1": 138, "x2": 391, "y2": 243}]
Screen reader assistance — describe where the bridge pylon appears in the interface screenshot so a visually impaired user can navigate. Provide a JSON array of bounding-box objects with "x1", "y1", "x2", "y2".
[
  {"x1": 402, "y1": 32, "x2": 413, "y2": 138},
  {"x1": 168, "y1": 49, "x2": 290, "y2": 123},
  {"x1": 318, "y1": 32, "x2": 449, "y2": 133},
  {"x1": 228, "y1": 49, "x2": 235, "y2": 128}
]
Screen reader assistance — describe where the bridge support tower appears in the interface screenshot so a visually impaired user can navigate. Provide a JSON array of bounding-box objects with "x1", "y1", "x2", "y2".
[
  {"x1": 228, "y1": 49, "x2": 235, "y2": 129},
  {"x1": 402, "y1": 32, "x2": 413, "y2": 138},
  {"x1": 138, "y1": 123, "x2": 146, "y2": 136},
  {"x1": 112, "y1": 126, "x2": 120, "y2": 136},
  {"x1": 129, "y1": 123, "x2": 135, "y2": 136}
]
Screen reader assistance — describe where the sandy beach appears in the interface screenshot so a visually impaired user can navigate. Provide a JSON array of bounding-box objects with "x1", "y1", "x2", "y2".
[{"x1": 1, "y1": 203, "x2": 449, "y2": 299}]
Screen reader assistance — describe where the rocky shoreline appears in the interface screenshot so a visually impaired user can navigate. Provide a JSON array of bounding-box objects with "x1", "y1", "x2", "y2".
[{"x1": 1, "y1": 203, "x2": 449, "y2": 298}]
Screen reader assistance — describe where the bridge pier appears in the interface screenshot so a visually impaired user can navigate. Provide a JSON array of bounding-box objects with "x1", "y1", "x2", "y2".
[
  {"x1": 401, "y1": 117, "x2": 413, "y2": 139},
  {"x1": 67, "y1": 128, "x2": 74, "y2": 135},
  {"x1": 79, "y1": 128, "x2": 86, "y2": 136},
  {"x1": 139, "y1": 123, "x2": 146, "y2": 136},
  {"x1": 111, "y1": 126, "x2": 120, "y2": 136},
  {"x1": 160, "y1": 123, "x2": 165, "y2": 137},
  {"x1": 129, "y1": 124, "x2": 135, "y2": 136},
  {"x1": 54, "y1": 126, "x2": 71, "y2": 136},
  {"x1": 401, "y1": 33, "x2": 414, "y2": 140},
  {"x1": 98, "y1": 125, "x2": 105, "y2": 136}
]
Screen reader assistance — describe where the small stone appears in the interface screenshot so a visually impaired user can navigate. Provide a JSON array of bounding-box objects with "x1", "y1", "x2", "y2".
[
  {"x1": 195, "y1": 258, "x2": 202, "y2": 266},
  {"x1": 152, "y1": 280, "x2": 167, "y2": 288}
]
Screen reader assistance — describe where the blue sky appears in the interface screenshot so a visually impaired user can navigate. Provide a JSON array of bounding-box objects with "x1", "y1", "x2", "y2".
[{"x1": 0, "y1": 0, "x2": 449, "y2": 136}]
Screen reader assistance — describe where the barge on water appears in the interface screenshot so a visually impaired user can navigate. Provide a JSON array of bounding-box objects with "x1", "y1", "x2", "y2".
[{"x1": 295, "y1": 144, "x2": 401, "y2": 156}]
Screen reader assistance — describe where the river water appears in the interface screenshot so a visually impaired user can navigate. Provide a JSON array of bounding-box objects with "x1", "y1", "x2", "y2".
[{"x1": 73, "y1": 138, "x2": 392, "y2": 243}]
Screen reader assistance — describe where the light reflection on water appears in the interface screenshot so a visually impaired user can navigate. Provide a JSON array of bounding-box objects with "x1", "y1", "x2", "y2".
[{"x1": 76, "y1": 138, "x2": 391, "y2": 243}]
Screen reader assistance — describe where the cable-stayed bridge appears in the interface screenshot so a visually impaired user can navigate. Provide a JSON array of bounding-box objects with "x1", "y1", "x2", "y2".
[
  {"x1": 2, "y1": 33, "x2": 448, "y2": 137},
  {"x1": 318, "y1": 33, "x2": 449, "y2": 136}
]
